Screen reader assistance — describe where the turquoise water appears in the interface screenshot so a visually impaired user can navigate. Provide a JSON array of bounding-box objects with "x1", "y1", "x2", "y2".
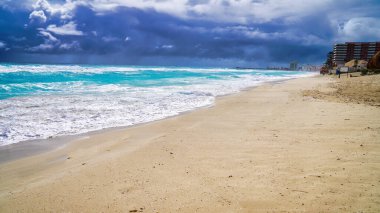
[
  {"x1": 1, "y1": 64, "x2": 300, "y2": 100},
  {"x1": 0, "y1": 63, "x2": 314, "y2": 145}
]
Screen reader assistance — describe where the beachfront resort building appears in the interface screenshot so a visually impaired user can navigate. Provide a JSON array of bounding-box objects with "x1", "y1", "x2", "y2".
[
  {"x1": 333, "y1": 42, "x2": 380, "y2": 66},
  {"x1": 289, "y1": 61, "x2": 298, "y2": 70}
]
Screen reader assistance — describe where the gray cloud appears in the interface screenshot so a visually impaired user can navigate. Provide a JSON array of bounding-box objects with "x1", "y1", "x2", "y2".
[
  {"x1": 0, "y1": 41, "x2": 6, "y2": 48},
  {"x1": 59, "y1": 41, "x2": 80, "y2": 50},
  {"x1": 0, "y1": 0, "x2": 379, "y2": 67},
  {"x1": 29, "y1": 10, "x2": 47, "y2": 23},
  {"x1": 46, "y1": 22, "x2": 84, "y2": 36},
  {"x1": 337, "y1": 17, "x2": 380, "y2": 42}
]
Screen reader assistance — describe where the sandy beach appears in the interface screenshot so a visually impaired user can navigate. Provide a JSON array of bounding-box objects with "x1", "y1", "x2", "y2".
[{"x1": 0, "y1": 75, "x2": 379, "y2": 212}]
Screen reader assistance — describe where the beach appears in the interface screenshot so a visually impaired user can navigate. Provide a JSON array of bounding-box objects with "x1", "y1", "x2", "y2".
[{"x1": 1, "y1": 75, "x2": 380, "y2": 212}]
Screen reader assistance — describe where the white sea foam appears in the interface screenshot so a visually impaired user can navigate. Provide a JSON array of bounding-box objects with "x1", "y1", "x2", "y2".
[
  {"x1": 0, "y1": 64, "x2": 271, "y2": 74},
  {"x1": 0, "y1": 66, "x2": 316, "y2": 146}
]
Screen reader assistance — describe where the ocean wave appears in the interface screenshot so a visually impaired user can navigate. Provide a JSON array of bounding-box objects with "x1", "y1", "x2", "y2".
[
  {"x1": 0, "y1": 64, "x2": 282, "y2": 74},
  {"x1": 0, "y1": 65, "x2": 316, "y2": 145}
]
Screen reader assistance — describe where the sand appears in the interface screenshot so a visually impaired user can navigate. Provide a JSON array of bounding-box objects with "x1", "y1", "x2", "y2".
[
  {"x1": 0, "y1": 75, "x2": 379, "y2": 212},
  {"x1": 303, "y1": 74, "x2": 380, "y2": 107}
]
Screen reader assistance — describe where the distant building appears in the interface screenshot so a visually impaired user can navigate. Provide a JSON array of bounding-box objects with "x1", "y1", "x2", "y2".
[
  {"x1": 333, "y1": 42, "x2": 380, "y2": 66},
  {"x1": 289, "y1": 61, "x2": 298, "y2": 70}
]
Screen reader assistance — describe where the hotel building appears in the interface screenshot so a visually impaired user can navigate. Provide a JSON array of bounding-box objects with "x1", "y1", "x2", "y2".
[
  {"x1": 333, "y1": 42, "x2": 380, "y2": 66},
  {"x1": 289, "y1": 61, "x2": 298, "y2": 70}
]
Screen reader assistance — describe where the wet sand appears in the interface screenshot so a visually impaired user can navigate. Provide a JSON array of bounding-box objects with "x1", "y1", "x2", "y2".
[{"x1": 1, "y1": 76, "x2": 379, "y2": 212}]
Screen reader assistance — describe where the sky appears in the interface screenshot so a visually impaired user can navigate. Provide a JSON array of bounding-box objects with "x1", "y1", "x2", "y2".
[{"x1": 0, "y1": 0, "x2": 379, "y2": 67}]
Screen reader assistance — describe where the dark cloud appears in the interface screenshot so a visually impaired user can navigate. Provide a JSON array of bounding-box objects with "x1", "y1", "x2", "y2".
[
  {"x1": 187, "y1": 0, "x2": 210, "y2": 6},
  {"x1": 0, "y1": 0, "x2": 379, "y2": 67}
]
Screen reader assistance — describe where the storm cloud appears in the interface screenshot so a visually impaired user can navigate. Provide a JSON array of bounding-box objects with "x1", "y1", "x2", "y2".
[{"x1": 0, "y1": 0, "x2": 379, "y2": 66}]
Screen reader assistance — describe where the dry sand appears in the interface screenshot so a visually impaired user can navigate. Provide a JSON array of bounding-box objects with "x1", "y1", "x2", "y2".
[
  {"x1": 303, "y1": 74, "x2": 380, "y2": 107},
  {"x1": 0, "y1": 76, "x2": 379, "y2": 212}
]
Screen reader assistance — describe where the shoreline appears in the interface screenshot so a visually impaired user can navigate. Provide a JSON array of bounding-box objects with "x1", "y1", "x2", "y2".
[
  {"x1": 1, "y1": 75, "x2": 379, "y2": 212},
  {"x1": 0, "y1": 75, "x2": 314, "y2": 164}
]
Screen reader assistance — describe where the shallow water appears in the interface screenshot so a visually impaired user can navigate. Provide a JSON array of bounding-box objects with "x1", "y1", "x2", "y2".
[{"x1": 0, "y1": 64, "x2": 314, "y2": 145}]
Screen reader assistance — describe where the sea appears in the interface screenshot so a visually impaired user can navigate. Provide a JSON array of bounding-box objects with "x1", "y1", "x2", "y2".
[{"x1": 0, "y1": 64, "x2": 315, "y2": 146}]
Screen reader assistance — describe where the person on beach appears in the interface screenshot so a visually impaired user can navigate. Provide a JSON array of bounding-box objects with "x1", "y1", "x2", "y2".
[{"x1": 336, "y1": 68, "x2": 341, "y2": 78}]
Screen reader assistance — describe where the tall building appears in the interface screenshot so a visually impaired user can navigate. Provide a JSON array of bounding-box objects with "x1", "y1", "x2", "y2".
[
  {"x1": 333, "y1": 42, "x2": 380, "y2": 66},
  {"x1": 289, "y1": 61, "x2": 298, "y2": 70}
]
